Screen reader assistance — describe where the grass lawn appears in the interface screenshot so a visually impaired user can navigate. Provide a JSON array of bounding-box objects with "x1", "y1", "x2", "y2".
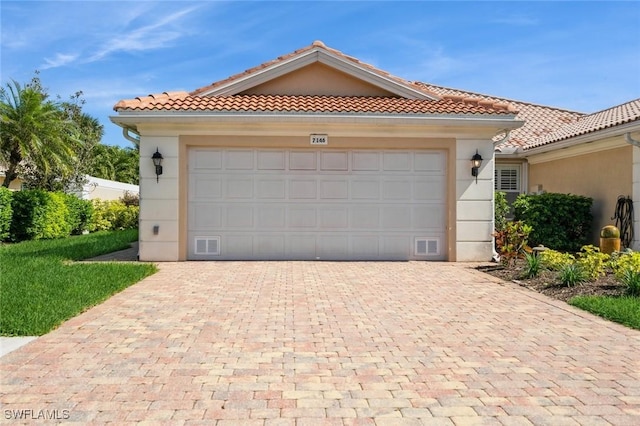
[
  {"x1": 569, "y1": 295, "x2": 640, "y2": 330},
  {"x1": 0, "y1": 230, "x2": 157, "y2": 336}
]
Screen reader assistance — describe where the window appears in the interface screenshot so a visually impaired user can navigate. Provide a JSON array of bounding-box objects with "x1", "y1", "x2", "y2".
[{"x1": 495, "y1": 165, "x2": 522, "y2": 217}]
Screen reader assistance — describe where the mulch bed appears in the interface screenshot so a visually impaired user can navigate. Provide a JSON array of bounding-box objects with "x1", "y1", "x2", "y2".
[{"x1": 477, "y1": 262, "x2": 626, "y2": 302}]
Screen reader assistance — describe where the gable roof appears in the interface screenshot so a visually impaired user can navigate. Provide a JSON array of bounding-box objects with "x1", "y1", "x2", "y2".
[{"x1": 113, "y1": 41, "x2": 518, "y2": 118}]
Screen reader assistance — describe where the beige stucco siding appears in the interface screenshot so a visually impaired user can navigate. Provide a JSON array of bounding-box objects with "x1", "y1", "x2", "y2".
[
  {"x1": 528, "y1": 146, "x2": 632, "y2": 245},
  {"x1": 243, "y1": 63, "x2": 397, "y2": 97}
]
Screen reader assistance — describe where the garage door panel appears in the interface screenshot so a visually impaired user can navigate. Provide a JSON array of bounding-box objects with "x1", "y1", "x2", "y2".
[
  {"x1": 414, "y1": 179, "x2": 444, "y2": 200},
  {"x1": 413, "y1": 205, "x2": 445, "y2": 228},
  {"x1": 193, "y1": 178, "x2": 223, "y2": 199},
  {"x1": 192, "y1": 204, "x2": 222, "y2": 228},
  {"x1": 351, "y1": 207, "x2": 380, "y2": 229},
  {"x1": 257, "y1": 150, "x2": 285, "y2": 170},
  {"x1": 382, "y1": 206, "x2": 411, "y2": 228},
  {"x1": 290, "y1": 151, "x2": 317, "y2": 170},
  {"x1": 287, "y1": 235, "x2": 316, "y2": 258},
  {"x1": 257, "y1": 179, "x2": 286, "y2": 199},
  {"x1": 225, "y1": 206, "x2": 253, "y2": 228},
  {"x1": 382, "y1": 180, "x2": 412, "y2": 200},
  {"x1": 352, "y1": 152, "x2": 379, "y2": 171},
  {"x1": 290, "y1": 179, "x2": 317, "y2": 199},
  {"x1": 414, "y1": 152, "x2": 445, "y2": 172},
  {"x1": 192, "y1": 149, "x2": 222, "y2": 170},
  {"x1": 352, "y1": 180, "x2": 380, "y2": 199},
  {"x1": 226, "y1": 150, "x2": 254, "y2": 169},
  {"x1": 320, "y1": 179, "x2": 349, "y2": 199},
  {"x1": 383, "y1": 152, "x2": 411, "y2": 171},
  {"x1": 255, "y1": 235, "x2": 285, "y2": 258},
  {"x1": 226, "y1": 179, "x2": 253, "y2": 198},
  {"x1": 289, "y1": 207, "x2": 317, "y2": 228},
  {"x1": 188, "y1": 148, "x2": 446, "y2": 260},
  {"x1": 320, "y1": 207, "x2": 349, "y2": 228},
  {"x1": 258, "y1": 206, "x2": 286, "y2": 228},
  {"x1": 320, "y1": 151, "x2": 348, "y2": 171}
]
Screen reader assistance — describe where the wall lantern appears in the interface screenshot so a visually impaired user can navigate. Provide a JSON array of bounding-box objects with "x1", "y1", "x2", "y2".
[
  {"x1": 152, "y1": 148, "x2": 163, "y2": 182},
  {"x1": 471, "y1": 150, "x2": 483, "y2": 183}
]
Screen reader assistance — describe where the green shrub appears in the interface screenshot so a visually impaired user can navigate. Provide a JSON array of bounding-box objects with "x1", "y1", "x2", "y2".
[
  {"x1": 559, "y1": 263, "x2": 587, "y2": 287},
  {"x1": 494, "y1": 220, "x2": 532, "y2": 266},
  {"x1": 63, "y1": 194, "x2": 94, "y2": 235},
  {"x1": 494, "y1": 191, "x2": 510, "y2": 233},
  {"x1": 513, "y1": 192, "x2": 592, "y2": 252},
  {"x1": 612, "y1": 251, "x2": 640, "y2": 280},
  {"x1": 0, "y1": 187, "x2": 13, "y2": 241},
  {"x1": 576, "y1": 245, "x2": 610, "y2": 281},
  {"x1": 89, "y1": 199, "x2": 139, "y2": 232},
  {"x1": 539, "y1": 249, "x2": 575, "y2": 271},
  {"x1": 10, "y1": 190, "x2": 71, "y2": 241}
]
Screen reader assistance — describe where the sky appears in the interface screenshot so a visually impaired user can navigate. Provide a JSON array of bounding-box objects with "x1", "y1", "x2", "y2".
[{"x1": 2, "y1": 1, "x2": 640, "y2": 148}]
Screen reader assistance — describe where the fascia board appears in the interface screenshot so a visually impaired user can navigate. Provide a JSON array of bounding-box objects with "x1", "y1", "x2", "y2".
[
  {"x1": 110, "y1": 112, "x2": 521, "y2": 131},
  {"x1": 198, "y1": 48, "x2": 435, "y2": 100}
]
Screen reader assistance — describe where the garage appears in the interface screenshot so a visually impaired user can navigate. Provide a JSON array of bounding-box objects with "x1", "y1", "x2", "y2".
[{"x1": 188, "y1": 147, "x2": 446, "y2": 260}]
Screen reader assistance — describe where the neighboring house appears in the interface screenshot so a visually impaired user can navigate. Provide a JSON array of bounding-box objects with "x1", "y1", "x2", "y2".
[
  {"x1": 110, "y1": 41, "x2": 639, "y2": 262},
  {"x1": 77, "y1": 175, "x2": 139, "y2": 201},
  {"x1": 422, "y1": 83, "x2": 640, "y2": 249},
  {"x1": 0, "y1": 169, "x2": 139, "y2": 202},
  {"x1": 111, "y1": 41, "x2": 523, "y2": 262}
]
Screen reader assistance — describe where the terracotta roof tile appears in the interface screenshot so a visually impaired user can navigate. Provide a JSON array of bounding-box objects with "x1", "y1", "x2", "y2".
[
  {"x1": 415, "y1": 82, "x2": 584, "y2": 149},
  {"x1": 114, "y1": 93, "x2": 516, "y2": 115},
  {"x1": 529, "y1": 98, "x2": 640, "y2": 148},
  {"x1": 190, "y1": 40, "x2": 442, "y2": 99}
]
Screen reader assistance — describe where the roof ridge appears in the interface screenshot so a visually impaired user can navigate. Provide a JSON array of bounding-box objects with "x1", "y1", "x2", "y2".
[
  {"x1": 574, "y1": 97, "x2": 640, "y2": 120},
  {"x1": 415, "y1": 82, "x2": 585, "y2": 115}
]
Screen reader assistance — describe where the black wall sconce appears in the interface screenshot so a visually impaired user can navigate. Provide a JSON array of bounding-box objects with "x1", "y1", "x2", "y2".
[
  {"x1": 471, "y1": 150, "x2": 483, "y2": 183},
  {"x1": 152, "y1": 148, "x2": 163, "y2": 183}
]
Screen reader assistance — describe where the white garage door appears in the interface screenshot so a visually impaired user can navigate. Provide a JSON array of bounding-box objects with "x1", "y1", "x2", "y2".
[{"x1": 188, "y1": 148, "x2": 446, "y2": 260}]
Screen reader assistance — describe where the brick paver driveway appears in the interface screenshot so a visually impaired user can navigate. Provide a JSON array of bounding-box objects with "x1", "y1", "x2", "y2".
[{"x1": 2, "y1": 262, "x2": 639, "y2": 425}]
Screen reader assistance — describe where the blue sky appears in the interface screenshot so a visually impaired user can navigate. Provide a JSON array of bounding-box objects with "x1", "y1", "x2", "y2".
[{"x1": 2, "y1": 1, "x2": 639, "y2": 147}]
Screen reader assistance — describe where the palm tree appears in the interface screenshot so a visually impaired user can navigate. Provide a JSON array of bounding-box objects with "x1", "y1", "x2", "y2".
[{"x1": 0, "y1": 79, "x2": 77, "y2": 188}]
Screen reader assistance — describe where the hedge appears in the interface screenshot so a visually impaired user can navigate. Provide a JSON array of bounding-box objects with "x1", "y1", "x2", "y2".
[
  {"x1": 513, "y1": 192, "x2": 593, "y2": 252},
  {"x1": 0, "y1": 187, "x2": 13, "y2": 241},
  {"x1": 10, "y1": 190, "x2": 71, "y2": 242}
]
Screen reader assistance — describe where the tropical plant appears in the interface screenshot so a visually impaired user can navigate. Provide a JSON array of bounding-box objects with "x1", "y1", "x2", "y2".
[
  {"x1": 539, "y1": 249, "x2": 575, "y2": 271},
  {"x1": 494, "y1": 191, "x2": 510, "y2": 233},
  {"x1": 618, "y1": 267, "x2": 640, "y2": 297},
  {"x1": 494, "y1": 220, "x2": 533, "y2": 266},
  {"x1": 523, "y1": 251, "x2": 541, "y2": 278},
  {"x1": 0, "y1": 76, "x2": 79, "y2": 188}
]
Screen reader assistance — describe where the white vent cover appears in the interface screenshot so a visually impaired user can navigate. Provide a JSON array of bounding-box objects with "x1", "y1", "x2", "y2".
[
  {"x1": 194, "y1": 236, "x2": 221, "y2": 255},
  {"x1": 415, "y1": 238, "x2": 440, "y2": 256}
]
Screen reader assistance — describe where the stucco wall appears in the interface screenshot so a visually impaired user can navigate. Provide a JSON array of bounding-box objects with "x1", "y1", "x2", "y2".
[
  {"x1": 243, "y1": 62, "x2": 397, "y2": 97},
  {"x1": 455, "y1": 139, "x2": 495, "y2": 261},
  {"x1": 528, "y1": 146, "x2": 632, "y2": 246}
]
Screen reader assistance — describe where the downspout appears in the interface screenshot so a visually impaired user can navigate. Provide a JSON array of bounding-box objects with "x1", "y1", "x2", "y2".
[
  {"x1": 625, "y1": 132, "x2": 640, "y2": 147},
  {"x1": 122, "y1": 127, "x2": 141, "y2": 146}
]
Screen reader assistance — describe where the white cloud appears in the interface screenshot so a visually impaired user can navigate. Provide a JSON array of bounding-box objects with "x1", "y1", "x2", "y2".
[
  {"x1": 88, "y1": 6, "x2": 200, "y2": 62},
  {"x1": 41, "y1": 53, "x2": 79, "y2": 70}
]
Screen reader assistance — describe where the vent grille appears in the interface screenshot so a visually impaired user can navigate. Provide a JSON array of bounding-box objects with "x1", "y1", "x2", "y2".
[
  {"x1": 415, "y1": 238, "x2": 440, "y2": 256},
  {"x1": 194, "y1": 236, "x2": 220, "y2": 255}
]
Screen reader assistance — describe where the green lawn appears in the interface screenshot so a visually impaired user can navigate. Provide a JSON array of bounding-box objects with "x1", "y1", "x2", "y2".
[
  {"x1": 0, "y1": 230, "x2": 157, "y2": 336},
  {"x1": 569, "y1": 295, "x2": 640, "y2": 330}
]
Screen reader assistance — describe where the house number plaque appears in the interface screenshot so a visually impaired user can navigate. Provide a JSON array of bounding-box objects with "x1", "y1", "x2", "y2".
[{"x1": 310, "y1": 134, "x2": 328, "y2": 145}]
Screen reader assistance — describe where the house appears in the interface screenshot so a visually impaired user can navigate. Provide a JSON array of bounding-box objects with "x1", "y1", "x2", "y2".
[
  {"x1": 76, "y1": 175, "x2": 139, "y2": 201},
  {"x1": 420, "y1": 83, "x2": 640, "y2": 249},
  {"x1": 111, "y1": 41, "x2": 524, "y2": 262},
  {"x1": 111, "y1": 41, "x2": 640, "y2": 262}
]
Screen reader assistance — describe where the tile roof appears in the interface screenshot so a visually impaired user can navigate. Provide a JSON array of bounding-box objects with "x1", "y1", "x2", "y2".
[
  {"x1": 415, "y1": 83, "x2": 584, "y2": 149},
  {"x1": 529, "y1": 98, "x2": 640, "y2": 148},
  {"x1": 113, "y1": 93, "x2": 516, "y2": 116},
  {"x1": 191, "y1": 40, "x2": 441, "y2": 99}
]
